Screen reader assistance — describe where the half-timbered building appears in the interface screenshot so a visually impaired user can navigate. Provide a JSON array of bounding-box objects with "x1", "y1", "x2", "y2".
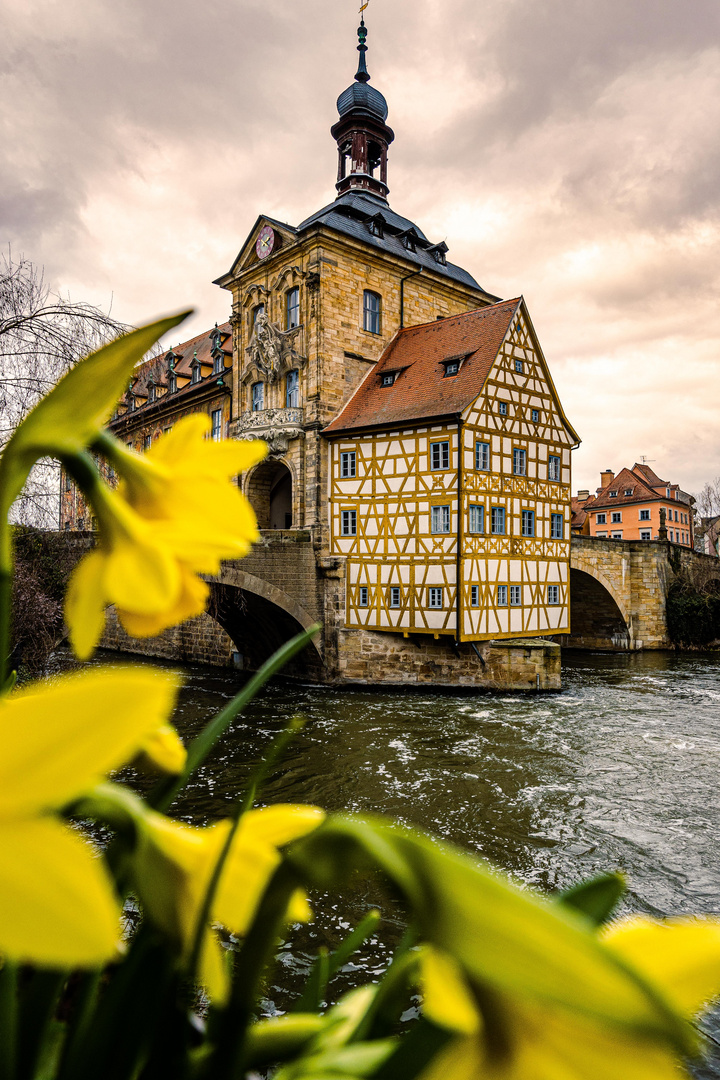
[{"x1": 325, "y1": 299, "x2": 579, "y2": 644}]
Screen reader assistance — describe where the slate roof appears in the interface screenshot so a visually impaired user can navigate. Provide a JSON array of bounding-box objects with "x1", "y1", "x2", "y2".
[
  {"x1": 324, "y1": 299, "x2": 522, "y2": 434},
  {"x1": 297, "y1": 192, "x2": 493, "y2": 293},
  {"x1": 118, "y1": 322, "x2": 232, "y2": 409}
]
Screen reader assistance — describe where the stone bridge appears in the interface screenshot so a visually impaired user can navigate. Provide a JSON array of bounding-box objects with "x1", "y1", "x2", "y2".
[{"x1": 567, "y1": 535, "x2": 720, "y2": 650}]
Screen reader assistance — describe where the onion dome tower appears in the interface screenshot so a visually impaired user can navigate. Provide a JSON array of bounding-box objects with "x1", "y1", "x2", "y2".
[{"x1": 331, "y1": 14, "x2": 395, "y2": 201}]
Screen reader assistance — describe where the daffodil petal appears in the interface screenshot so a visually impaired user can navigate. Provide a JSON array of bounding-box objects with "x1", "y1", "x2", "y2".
[
  {"x1": 136, "y1": 724, "x2": 187, "y2": 775},
  {"x1": 0, "y1": 667, "x2": 180, "y2": 816},
  {"x1": 420, "y1": 946, "x2": 481, "y2": 1036},
  {"x1": 239, "y1": 806, "x2": 326, "y2": 848},
  {"x1": 118, "y1": 568, "x2": 208, "y2": 636},
  {"x1": 0, "y1": 818, "x2": 120, "y2": 966},
  {"x1": 605, "y1": 916, "x2": 720, "y2": 1018},
  {"x1": 105, "y1": 537, "x2": 182, "y2": 614},
  {"x1": 65, "y1": 551, "x2": 109, "y2": 660},
  {"x1": 198, "y1": 929, "x2": 231, "y2": 1005}
]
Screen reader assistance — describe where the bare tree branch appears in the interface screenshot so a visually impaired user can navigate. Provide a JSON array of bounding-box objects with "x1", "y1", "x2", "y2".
[{"x1": 0, "y1": 250, "x2": 129, "y2": 527}]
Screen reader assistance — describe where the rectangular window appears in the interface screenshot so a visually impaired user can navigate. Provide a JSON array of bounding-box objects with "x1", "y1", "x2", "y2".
[
  {"x1": 491, "y1": 506, "x2": 505, "y2": 534},
  {"x1": 286, "y1": 369, "x2": 300, "y2": 408},
  {"x1": 548, "y1": 455, "x2": 560, "y2": 481},
  {"x1": 514, "y1": 359, "x2": 524, "y2": 373},
  {"x1": 363, "y1": 290, "x2": 381, "y2": 334},
  {"x1": 497, "y1": 585, "x2": 508, "y2": 606},
  {"x1": 213, "y1": 351, "x2": 224, "y2": 375},
  {"x1": 510, "y1": 585, "x2": 521, "y2": 606},
  {"x1": 624, "y1": 487, "x2": 633, "y2": 496},
  {"x1": 596, "y1": 512, "x2": 606, "y2": 524},
  {"x1": 286, "y1": 286, "x2": 300, "y2": 329},
  {"x1": 211, "y1": 408, "x2": 222, "y2": 442},
  {"x1": 143, "y1": 435, "x2": 152, "y2": 451},
  {"x1": 521, "y1": 509, "x2": 535, "y2": 537},
  {"x1": 443, "y1": 361, "x2": 459, "y2": 377},
  {"x1": 431, "y1": 505, "x2": 450, "y2": 533},
  {"x1": 547, "y1": 585, "x2": 559, "y2": 605},
  {"x1": 428, "y1": 587, "x2": 443, "y2": 609},
  {"x1": 640, "y1": 530, "x2": 651, "y2": 541},
  {"x1": 430, "y1": 441, "x2": 450, "y2": 470},
  {"x1": 381, "y1": 372, "x2": 395, "y2": 387},
  {"x1": 475, "y1": 441, "x2": 490, "y2": 471},
  {"x1": 611, "y1": 530, "x2": 623, "y2": 539},
  {"x1": 596, "y1": 531, "x2": 607, "y2": 537},
  {"x1": 639, "y1": 509, "x2": 650, "y2": 520},
  {"x1": 550, "y1": 513, "x2": 563, "y2": 539},
  {"x1": 468, "y1": 504, "x2": 485, "y2": 534},
  {"x1": 513, "y1": 448, "x2": 526, "y2": 476},
  {"x1": 674, "y1": 510, "x2": 679, "y2": 521},
  {"x1": 341, "y1": 510, "x2": 357, "y2": 536},
  {"x1": 498, "y1": 402, "x2": 507, "y2": 416},
  {"x1": 252, "y1": 382, "x2": 264, "y2": 411},
  {"x1": 531, "y1": 408, "x2": 539, "y2": 422},
  {"x1": 609, "y1": 490, "x2": 618, "y2": 498},
  {"x1": 359, "y1": 586, "x2": 369, "y2": 607},
  {"x1": 611, "y1": 512, "x2": 622, "y2": 523},
  {"x1": 470, "y1": 585, "x2": 479, "y2": 607},
  {"x1": 389, "y1": 587, "x2": 401, "y2": 608},
  {"x1": 340, "y1": 451, "x2": 356, "y2": 478}
]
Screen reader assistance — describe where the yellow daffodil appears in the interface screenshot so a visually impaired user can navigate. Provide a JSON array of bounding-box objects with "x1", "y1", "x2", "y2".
[
  {"x1": 65, "y1": 415, "x2": 266, "y2": 659},
  {"x1": 130, "y1": 804, "x2": 325, "y2": 1002},
  {"x1": 0, "y1": 666, "x2": 180, "y2": 966},
  {"x1": 418, "y1": 916, "x2": 720, "y2": 1080}
]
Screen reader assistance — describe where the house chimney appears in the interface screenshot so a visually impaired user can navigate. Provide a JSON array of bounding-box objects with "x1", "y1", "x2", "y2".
[
  {"x1": 577, "y1": 490, "x2": 590, "y2": 502},
  {"x1": 600, "y1": 469, "x2": 614, "y2": 489}
]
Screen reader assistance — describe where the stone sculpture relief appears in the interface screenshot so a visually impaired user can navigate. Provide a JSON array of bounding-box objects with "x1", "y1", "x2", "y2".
[{"x1": 246, "y1": 315, "x2": 303, "y2": 383}]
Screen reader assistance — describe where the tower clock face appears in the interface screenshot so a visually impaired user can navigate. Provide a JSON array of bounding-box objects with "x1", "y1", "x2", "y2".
[{"x1": 256, "y1": 225, "x2": 276, "y2": 260}]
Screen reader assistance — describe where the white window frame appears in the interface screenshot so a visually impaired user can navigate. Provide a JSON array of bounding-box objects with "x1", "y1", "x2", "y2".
[
  {"x1": 358, "y1": 586, "x2": 369, "y2": 607},
  {"x1": 548, "y1": 455, "x2": 560, "y2": 481},
  {"x1": 469, "y1": 505, "x2": 485, "y2": 534},
  {"x1": 640, "y1": 530, "x2": 651, "y2": 541},
  {"x1": 550, "y1": 513, "x2": 563, "y2": 539},
  {"x1": 428, "y1": 587, "x2": 443, "y2": 609},
  {"x1": 363, "y1": 290, "x2": 381, "y2": 334},
  {"x1": 430, "y1": 441, "x2": 450, "y2": 470},
  {"x1": 340, "y1": 451, "x2": 356, "y2": 478},
  {"x1": 513, "y1": 448, "x2": 526, "y2": 476},
  {"x1": 521, "y1": 509, "x2": 535, "y2": 537},
  {"x1": 389, "y1": 587, "x2": 401, "y2": 609},
  {"x1": 596, "y1": 512, "x2": 606, "y2": 524},
  {"x1": 547, "y1": 585, "x2": 559, "y2": 605},
  {"x1": 491, "y1": 506, "x2": 505, "y2": 535},
  {"x1": 431, "y1": 505, "x2": 451, "y2": 534},
  {"x1": 475, "y1": 441, "x2": 490, "y2": 471},
  {"x1": 510, "y1": 585, "x2": 521, "y2": 606},
  {"x1": 639, "y1": 509, "x2": 650, "y2": 520},
  {"x1": 470, "y1": 585, "x2": 479, "y2": 607},
  {"x1": 497, "y1": 585, "x2": 508, "y2": 606},
  {"x1": 341, "y1": 510, "x2": 357, "y2": 536},
  {"x1": 211, "y1": 408, "x2": 222, "y2": 442},
  {"x1": 611, "y1": 512, "x2": 622, "y2": 523}
]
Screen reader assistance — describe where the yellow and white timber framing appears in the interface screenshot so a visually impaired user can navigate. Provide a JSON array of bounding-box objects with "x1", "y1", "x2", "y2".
[{"x1": 327, "y1": 301, "x2": 579, "y2": 641}]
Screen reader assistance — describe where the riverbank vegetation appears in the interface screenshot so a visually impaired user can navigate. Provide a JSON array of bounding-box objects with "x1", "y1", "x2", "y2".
[
  {"x1": 667, "y1": 557, "x2": 720, "y2": 647},
  {"x1": 1, "y1": 315, "x2": 720, "y2": 1080}
]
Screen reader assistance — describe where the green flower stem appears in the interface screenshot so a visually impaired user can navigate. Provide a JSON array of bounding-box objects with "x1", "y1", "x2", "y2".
[
  {"x1": 0, "y1": 560, "x2": 12, "y2": 694},
  {"x1": 208, "y1": 861, "x2": 302, "y2": 1080},
  {"x1": 149, "y1": 624, "x2": 321, "y2": 813},
  {"x1": 186, "y1": 716, "x2": 305, "y2": 984},
  {"x1": 0, "y1": 960, "x2": 18, "y2": 1080}
]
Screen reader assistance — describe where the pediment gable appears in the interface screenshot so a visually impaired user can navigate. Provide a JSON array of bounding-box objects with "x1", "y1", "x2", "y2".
[{"x1": 214, "y1": 215, "x2": 298, "y2": 286}]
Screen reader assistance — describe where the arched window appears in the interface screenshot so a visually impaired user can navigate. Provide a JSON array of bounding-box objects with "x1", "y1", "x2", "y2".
[
  {"x1": 286, "y1": 287, "x2": 300, "y2": 329},
  {"x1": 286, "y1": 369, "x2": 300, "y2": 408},
  {"x1": 252, "y1": 382, "x2": 264, "y2": 412},
  {"x1": 363, "y1": 290, "x2": 381, "y2": 334}
]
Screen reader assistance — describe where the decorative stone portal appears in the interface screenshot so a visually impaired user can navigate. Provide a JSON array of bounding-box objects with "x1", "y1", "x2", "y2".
[{"x1": 246, "y1": 460, "x2": 293, "y2": 530}]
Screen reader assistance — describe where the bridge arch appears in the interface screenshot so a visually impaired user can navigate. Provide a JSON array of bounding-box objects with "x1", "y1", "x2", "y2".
[
  {"x1": 207, "y1": 564, "x2": 324, "y2": 679},
  {"x1": 567, "y1": 566, "x2": 631, "y2": 650}
]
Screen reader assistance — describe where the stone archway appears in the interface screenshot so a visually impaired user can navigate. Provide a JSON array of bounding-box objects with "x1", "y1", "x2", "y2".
[
  {"x1": 246, "y1": 460, "x2": 293, "y2": 530},
  {"x1": 565, "y1": 568, "x2": 631, "y2": 650}
]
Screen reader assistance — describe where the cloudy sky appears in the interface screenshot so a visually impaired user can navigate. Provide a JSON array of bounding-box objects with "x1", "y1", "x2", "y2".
[{"x1": 3, "y1": 0, "x2": 719, "y2": 495}]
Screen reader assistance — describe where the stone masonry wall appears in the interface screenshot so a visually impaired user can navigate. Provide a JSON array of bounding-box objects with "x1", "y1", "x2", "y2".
[{"x1": 99, "y1": 606, "x2": 236, "y2": 666}]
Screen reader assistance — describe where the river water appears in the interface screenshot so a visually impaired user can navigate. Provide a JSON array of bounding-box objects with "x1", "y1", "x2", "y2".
[{"x1": 104, "y1": 647, "x2": 720, "y2": 1072}]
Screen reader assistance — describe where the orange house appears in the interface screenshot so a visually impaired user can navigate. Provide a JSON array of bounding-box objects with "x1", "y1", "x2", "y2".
[{"x1": 578, "y1": 464, "x2": 695, "y2": 547}]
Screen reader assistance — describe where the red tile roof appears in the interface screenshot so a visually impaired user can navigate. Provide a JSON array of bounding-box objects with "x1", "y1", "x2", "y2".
[
  {"x1": 588, "y1": 464, "x2": 684, "y2": 511},
  {"x1": 324, "y1": 299, "x2": 522, "y2": 433},
  {"x1": 125, "y1": 322, "x2": 231, "y2": 400}
]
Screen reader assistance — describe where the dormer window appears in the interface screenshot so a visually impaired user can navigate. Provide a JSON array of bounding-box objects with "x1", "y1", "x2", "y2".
[
  {"x1": 191, "y1": 359, "x2": 201, "y2": 385},
  {"x1": 380, "y1": 372, "x2": 395, "y2": 387},
  {"x1": 367, "y1": 214, "x2": 385, "y2": 238},
  {"x1": 624, "y1": 487, "x2": 633, "y2": 496},
  {"x1": 609, "y1": 490, "x2": 618, "y2": 498},
  {"x1": 428, "y1": 242, "x2": 448, "y2": 265},
  {"x1": 168, "y1": 371, "x2": 177, "y2": 394},
  {"x1": 443, "y1": 361, "x2": 459, "y2": 377},
  {"x1": 399, "y1": 229, "x2": 418, "y2": 252},
  {"x1": 147, "y1": 381, "x2": 156, "y2": 404}
]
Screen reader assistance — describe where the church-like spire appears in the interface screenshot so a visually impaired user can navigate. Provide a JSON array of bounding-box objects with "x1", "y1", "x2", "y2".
[
  {"x1": 354, "y1": 14, "x2": 370, "y2": 83},
  {"x1": 331, "y1": 9, "x2": 395, "y2": 201}
]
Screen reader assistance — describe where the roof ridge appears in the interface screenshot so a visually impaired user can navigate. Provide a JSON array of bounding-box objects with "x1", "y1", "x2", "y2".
[{"x1": 396, "y1": 296, "x2": 520, "y2": 337}]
